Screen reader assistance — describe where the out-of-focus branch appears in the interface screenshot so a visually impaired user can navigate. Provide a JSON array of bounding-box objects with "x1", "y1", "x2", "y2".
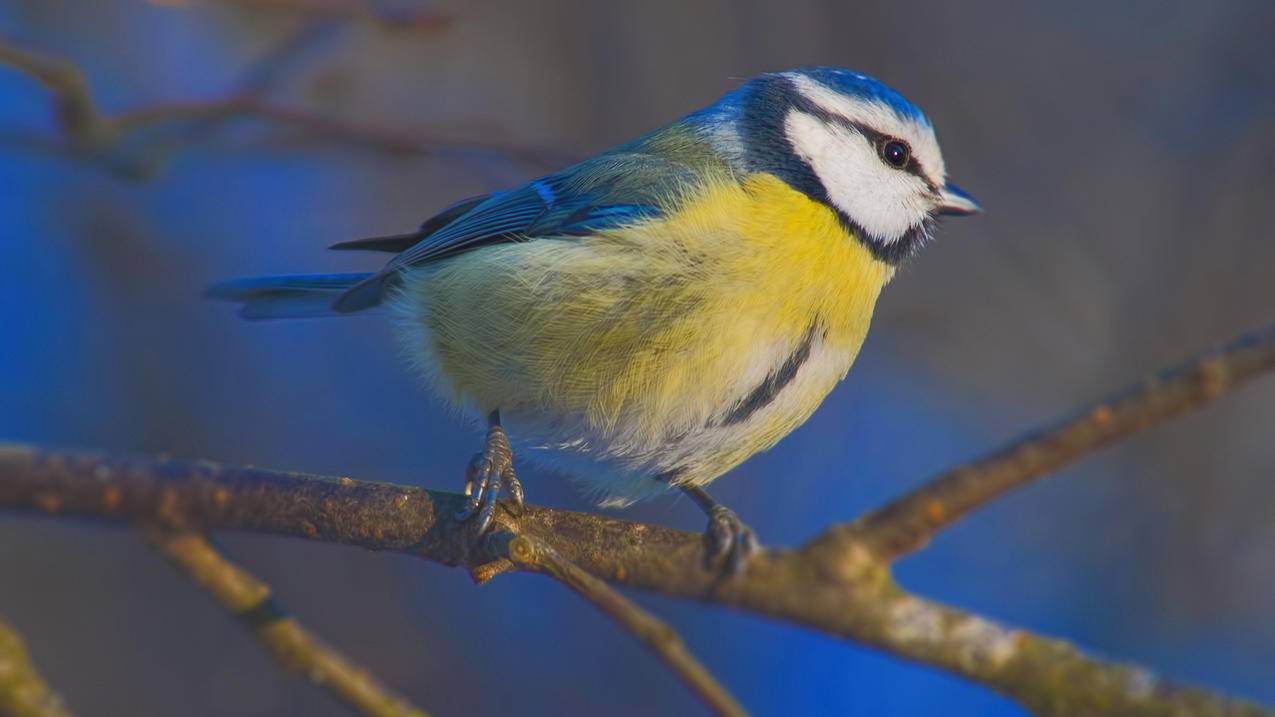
[
  {"x1": 0, "y1": 40, "x2": 104, "y2": 147},
  {"x1": 146, "y1": 531, "x2": 428, "y2": 717},
  {"x1": 504, "y1": 534, "x2": 747, "y2": 717},
  {"x1": 0, "y1": 616, "x2": 74, "y2": 717},
  {"x1": 111, "y1": 97, "x2": 575, "y2": 165},
  {"x1": 0, "y1": 38, "x2": 574, "y2": 179},
  {"x1": 150, "y1": 0, "x2": 454, "y2": 32},
  {"x1": 2, "y1": 325, "x2": 1273, "y2": 716},
  {"x1": 814, "y1": 324, "x2": 1275, "y2": 559}
]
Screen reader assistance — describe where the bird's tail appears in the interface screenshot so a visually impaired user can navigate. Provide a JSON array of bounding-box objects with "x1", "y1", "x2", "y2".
[{"x1": 206, "y1": 272, "x2": 376, "y2": 320}]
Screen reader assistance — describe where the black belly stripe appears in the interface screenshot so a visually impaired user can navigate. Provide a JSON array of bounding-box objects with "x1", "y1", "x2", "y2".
[{"x1": 720, "y1": 326, "x2": 817, "y2": 426}]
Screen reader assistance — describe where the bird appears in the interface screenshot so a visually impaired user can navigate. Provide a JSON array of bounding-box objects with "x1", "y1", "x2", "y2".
[{"x1": 209, "y1": 66, "x2": 981, "y2": 572}]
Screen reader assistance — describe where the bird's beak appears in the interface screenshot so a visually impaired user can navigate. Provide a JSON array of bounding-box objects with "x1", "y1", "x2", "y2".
[{"x1": 937, "y1": 183, "x2": 982, "y2": 216}]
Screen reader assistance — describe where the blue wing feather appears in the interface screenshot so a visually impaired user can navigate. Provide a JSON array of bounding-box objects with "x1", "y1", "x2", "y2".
[
  {"x1": 557, "y1": 204, "x2": 659, "y2": 235},
  {"x1": 329, "y1": 193, "x2": 495, "y2": 253},
  {"x1": 383, "y1": 176, "x2": 659, "y2": 269},
  {"x1": 330, "y1": 147, "x2": 709, "y2": 313},
  {"x1": 207, "y1": 272, "x2": 373, "y2": 320}
]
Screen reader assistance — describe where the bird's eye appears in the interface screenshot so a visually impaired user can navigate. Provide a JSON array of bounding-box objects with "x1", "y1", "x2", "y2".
[{"x1": 879, "y1": 139, "x2": 911, "y2": 169}]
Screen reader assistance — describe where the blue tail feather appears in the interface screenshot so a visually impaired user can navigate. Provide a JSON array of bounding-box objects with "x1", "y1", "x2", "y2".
[{"x1": 206, "y1": 272, "x2": 375, "y2": 320}]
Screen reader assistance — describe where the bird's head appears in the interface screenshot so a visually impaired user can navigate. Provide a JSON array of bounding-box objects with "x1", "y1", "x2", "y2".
[{"x1": 720, "y1": 66, "x2": 980, "y2": 263}]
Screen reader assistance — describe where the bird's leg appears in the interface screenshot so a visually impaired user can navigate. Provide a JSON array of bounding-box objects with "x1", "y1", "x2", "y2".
[
  {"x1": 456, "y1": 410, "x2": 524, "y2": 533},
  {"x1": 681, "y1": 485, "x2": 760, "y2": 574}
]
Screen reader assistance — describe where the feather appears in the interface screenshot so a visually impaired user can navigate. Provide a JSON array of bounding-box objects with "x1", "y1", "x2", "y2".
[
  {"x1": 329, "y1": 193, "x2": 494, "y2": 253},
  {"x1": 328, "y1": 232, "x2": 421, "y2": 254},
  {"x1": 206, "y1": 273, "x2": 371, "y2": 320},
  {"x1": 393, "y1": 173, "x2": 894, "y2": 505},
  {"x1": 329, "y1": 152, "x2": 706, "y2": 312}
]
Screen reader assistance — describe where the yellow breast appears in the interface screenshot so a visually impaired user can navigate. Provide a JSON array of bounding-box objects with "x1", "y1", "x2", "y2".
[{"x1": 396, "y1": 172, "x2": 893, "y2": 484}]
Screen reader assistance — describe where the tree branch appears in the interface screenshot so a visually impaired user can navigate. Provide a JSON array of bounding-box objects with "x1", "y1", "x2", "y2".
[
  {"x1": 504, "y1": 534, "x2": 746, "y2": 717},
  {"x1": 0, "y1": 616, "x2": 75, "y2": 717},
  {"x1": 2, "y1": 324, "x2": 1273, "y2": 716},
  {"x1": 0, "y1": 442, "x2": 1268, "y2": 716},
  {"x1": 145, "y1": 531, "x2": 428, "y2": 717},
  {"x1": 818, "y1": 324, "x2": 1275, "y2": 559},
  {"x1": 150, "y1": 0, "x2": 455, "y2": 32},
  {"x1": 0, "y1": 38, "x2": 574, "y2": 179},
  {"x1": 111, "y1": 96, "x2": 576, "y2": 165},
  {"x1": 0, "y1": 39, "x2": 104, "y2": 146}
]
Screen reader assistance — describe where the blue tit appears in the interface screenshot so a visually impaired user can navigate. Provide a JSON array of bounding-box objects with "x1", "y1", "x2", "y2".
[{"x1": 210, "y1": 66, "x2": 981, "y2": 571}]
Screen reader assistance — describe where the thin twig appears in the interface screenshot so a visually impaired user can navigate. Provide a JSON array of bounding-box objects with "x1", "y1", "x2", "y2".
[
  {"x1": 147, "y1": 531, "x2": 428, "y2": 717},
  {"x1": 0, "y1": 616, "x2": 75, "y2": 717},
  {"x1": 0, "y1": 38, "x2": 574, "y2": 178},
  {"x1": 150, "y1": 0, "x2": 454, "y2": 32},
  {"x1": 110, "y1": 96, "x2": 577, "y2": 165},
  {"x1": 813, "y1": 324, "x2": 1275, "y2": 559},
  {"x1": 0, "y1": 40, "x2": 104, "y2": 145},
  {"x1": 148, "y1": 17, "x2": 346, "y2": 155},
  {"x1": 504, "y1": 534, "x2": 747, "y2": 717}
]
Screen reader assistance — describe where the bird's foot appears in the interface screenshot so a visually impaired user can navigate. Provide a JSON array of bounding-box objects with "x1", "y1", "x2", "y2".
[
  {"x1": 703, "y1": 504, "x2": 760, "y2": 575},
  {"x1": 456, "y1": 417, "x2": 524, "y2": 533},
  {"x1": 679, "y1": 484, "x2": 759, "y2": 574}
]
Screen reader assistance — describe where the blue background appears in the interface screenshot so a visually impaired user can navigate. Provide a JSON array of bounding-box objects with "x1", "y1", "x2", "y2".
[{"x1": 2, "y1": 2, "x2": 1273, "y2": 715}]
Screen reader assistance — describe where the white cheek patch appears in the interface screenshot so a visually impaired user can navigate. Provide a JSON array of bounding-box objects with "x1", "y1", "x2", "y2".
[
  {"x1": 783, "y1": 110, "x2": 931, "y2": 244},
  {"x1": 786, "y1": 74, "x2": 947, "y2": 185}
]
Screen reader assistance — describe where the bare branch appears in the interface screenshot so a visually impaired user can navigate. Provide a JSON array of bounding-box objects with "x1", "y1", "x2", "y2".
[
  {"x1": 146, "y1": 531, "x2": 428, "y2": 717},
  {"x1": 814, "y1": 324, "x2": 1275, "y2": 559},
  {"x1": 0, "y1": 38, "x2": 574, "y2": 178},
  {"x1": 0, "y1": 39, "x2": 105, "y2": 146},
  {"x1": 110, "y1": 96, "x2": 578, "y2": 166},
  {"x1": 2, "y1": 441, "x2": 1270, "y2": 715},
  {"x1": 0, "y1": 616, "x2": 75, "y2": 717},
  {"x1": 504, "y1": 534, "x2": 747, "y2": 717},
  {"x1": 149, "y1": 0, "x2": 454, "y2": 32}
]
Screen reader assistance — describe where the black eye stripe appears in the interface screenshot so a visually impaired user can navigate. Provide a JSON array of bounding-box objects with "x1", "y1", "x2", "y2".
[
  {"x1": 787, "y1": 94, "x2": 937, "y2": 191},
  {"x1": 836, "y1": 120, "x2": 932, "y2": 187}
]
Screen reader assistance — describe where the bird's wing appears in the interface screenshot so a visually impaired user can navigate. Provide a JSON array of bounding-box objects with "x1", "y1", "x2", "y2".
[
  {"x1": 328, "y1": 193, "x2": 495, "y2": 253},
  {"x1": 330, "y1": 151, "x2": 701, "y2": 312},
  {"x1": 384, "y1": 153, "x2": 695, "y2": 270}
]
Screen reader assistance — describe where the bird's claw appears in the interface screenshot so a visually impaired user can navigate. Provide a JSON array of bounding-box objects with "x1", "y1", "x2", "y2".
[
  {"x1": 456, "y1": 424, "x2": 523, "y2": 533},
  {"x1": 704, "y1": 504, "x2": 759, "y2": 574}
]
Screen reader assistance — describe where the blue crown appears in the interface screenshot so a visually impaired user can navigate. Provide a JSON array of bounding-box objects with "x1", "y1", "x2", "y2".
[{"x1": 790, "y1": 66, "x2": 930, "y2": 126}]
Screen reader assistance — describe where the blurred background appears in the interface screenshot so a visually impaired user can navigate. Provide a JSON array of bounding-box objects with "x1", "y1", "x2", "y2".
[{"x1": 1, "y1": 1, "x2": 1273, "y2": 715}]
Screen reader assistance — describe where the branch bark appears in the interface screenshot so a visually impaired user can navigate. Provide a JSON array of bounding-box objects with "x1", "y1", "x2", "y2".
[
  {"x1": 2, "y1": 325, "x2": 1272, "y2": 716},
  {"x1": 821, "y1": 324, "x2": 1275, "y2": 559},
  {"x1": 146, "y1": 531, "x2": 428, "y2": 717},
  {"x1": 504, "y1": 534, "x2": 746, "y2": 717},
  {"x1": 0, "y1": 616, "x2": 74, "y2": 717},
  {"x1": 0, "y1": 443, "x2": 1267, "y2": 717}
]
